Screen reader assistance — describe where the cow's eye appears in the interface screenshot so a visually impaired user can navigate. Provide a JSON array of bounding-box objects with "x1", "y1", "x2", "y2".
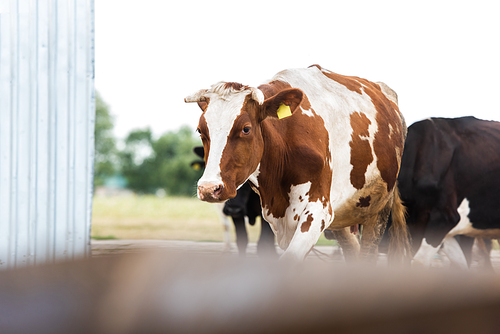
[{"x1": 242, "y1": 127, "x2": 251, "y2": 134}]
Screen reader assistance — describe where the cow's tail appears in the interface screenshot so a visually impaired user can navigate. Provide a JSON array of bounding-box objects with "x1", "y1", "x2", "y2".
[{"x1": 387, "y1": 183, "x2": 412, "y2": 266}]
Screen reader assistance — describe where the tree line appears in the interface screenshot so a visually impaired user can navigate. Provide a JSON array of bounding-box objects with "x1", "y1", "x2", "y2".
[{"x1": 94, "y1": 92, "x2": 203, "y2": 196}]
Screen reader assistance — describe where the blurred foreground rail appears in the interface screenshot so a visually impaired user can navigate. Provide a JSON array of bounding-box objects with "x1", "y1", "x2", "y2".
[{"x1": 1, "y1": 242, "x2": 499, "y2": 334}]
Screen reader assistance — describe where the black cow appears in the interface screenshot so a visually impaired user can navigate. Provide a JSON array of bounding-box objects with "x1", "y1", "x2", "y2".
[
  {"x1": 383, "y1": 117, "x2": 500, "y2": 269},
  {"x1": 192, "y1": 147, "x2": 276, "y2": 257},
  {"x1": 223, "y1": 182, "x2": 277, "y2": 257}
]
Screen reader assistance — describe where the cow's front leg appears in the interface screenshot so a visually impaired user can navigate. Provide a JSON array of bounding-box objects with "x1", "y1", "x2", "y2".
[
  {"x1": 412, "y1": 238, "x2": 441, "y2": 267},
  {"x1": 441, "y1": 236, "x2": 468, "y2": 269},
  {"x1": 280, "y1": 206, "x2": 329, "y2": 261}
]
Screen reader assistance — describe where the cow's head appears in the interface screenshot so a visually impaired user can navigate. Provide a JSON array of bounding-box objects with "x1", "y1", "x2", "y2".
[
  {"x1": 222, "y1": 182, "x2": 253, "y2": 217},
  {"x1": 185, "y1": 81, "x2": 303, "y2": 202}
]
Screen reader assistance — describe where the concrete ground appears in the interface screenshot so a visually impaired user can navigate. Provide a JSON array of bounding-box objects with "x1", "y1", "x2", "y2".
[
  {"x1": 92, "y1": 239, "x2": 500, "y2": 271},
  {"x1": 92, "y1": 239, "x2": 339, "y2": 261}
]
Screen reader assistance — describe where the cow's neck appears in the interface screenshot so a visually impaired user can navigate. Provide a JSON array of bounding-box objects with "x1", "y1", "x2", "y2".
[
  {"x1": 253, "y1": 81, "x2": 332, "y2": 220},
  {"x1": 254, "y1": 119, "x2": 291, "y2": 219},
  {"x1": 250, "y1": 81, "x2": 295, "y2": 218}
]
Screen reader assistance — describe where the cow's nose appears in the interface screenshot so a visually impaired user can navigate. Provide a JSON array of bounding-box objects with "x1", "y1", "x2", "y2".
[
  {"x1": 223, "y1": 206, "x2": 243, "y2": 217},
  {"x1": 198, "y1": 182, "x2": 224, "y2": 202}
]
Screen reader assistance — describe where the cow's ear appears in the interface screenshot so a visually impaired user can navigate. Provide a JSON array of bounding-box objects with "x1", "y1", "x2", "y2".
[
  {"x1": 185, "y1": 89, "x2": 209, "y2": 112},
  {"x1": 261, "y1": 88, "x2": 303, "y2": 120},
  {"x1": 197, "y1": 101, "x2": 209, "y2": 112},
  {"x1": 193, "y1": 146, "x2": 205, "y2": 159}
]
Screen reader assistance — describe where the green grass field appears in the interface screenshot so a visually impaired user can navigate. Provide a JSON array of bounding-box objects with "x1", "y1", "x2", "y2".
[{"x1": 91, "y1": 195, "x2": 337, "y2": 246}]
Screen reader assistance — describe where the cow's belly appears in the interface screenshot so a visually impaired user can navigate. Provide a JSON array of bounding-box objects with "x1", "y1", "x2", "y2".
[
  {"x1": 450, "y1": 198, "x2": 500, "y2": 238},
  {"x1": 449, "y1": 223, "x2": 500, "y2": 238},
  {"x1": 326, "y1": 177, "x2": 392, "y2": 230}
]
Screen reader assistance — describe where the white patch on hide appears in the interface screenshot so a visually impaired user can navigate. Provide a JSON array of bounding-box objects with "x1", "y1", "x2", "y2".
[{"x1": 449, "y1": 198, "x2": 500, "y2": 238}]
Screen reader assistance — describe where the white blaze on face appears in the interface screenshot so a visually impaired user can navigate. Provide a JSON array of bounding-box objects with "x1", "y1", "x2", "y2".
[{"x1": 198, "y1": 90, "x2": 249, "y2": 187}]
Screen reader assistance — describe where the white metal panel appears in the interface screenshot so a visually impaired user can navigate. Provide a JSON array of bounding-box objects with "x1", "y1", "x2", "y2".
[{"x1": 0, "y1": 0, "x2": 95, "y2": 269}]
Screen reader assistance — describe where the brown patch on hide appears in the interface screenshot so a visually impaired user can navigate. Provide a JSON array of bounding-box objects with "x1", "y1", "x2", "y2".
[
  {"x1": 356, "y1": 195, "x2": 371, "y2": 208},
  {"x1": 366, "y1": 89, "x2": 404, "y2": 192},
  {"x1": 301, "y1": 214, "x2": 314, "y2": 233},
  {"x1": 349, "y1": 112, "x2": 373, "y2": 189},
  {"x1": 224, "y1": 82, "x2": 249, "y2": 91},
  {"x1": 311, "y1": 64, "x2": 364, "y2": 94}
]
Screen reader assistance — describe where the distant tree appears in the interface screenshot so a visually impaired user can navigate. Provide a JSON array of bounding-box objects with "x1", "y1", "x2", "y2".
[
  {"x1": 119, "y1": 128, "x2": 157, "y2": 194},
  {"x1": 119, "y1": 126, "x2": 202, "y2": 196},
  {"x1": 94, "y1": 92, "x2": 117, "y2": 188},
  {"x1": 155, "y1": 126, "x2": 203, "y2": 196}
]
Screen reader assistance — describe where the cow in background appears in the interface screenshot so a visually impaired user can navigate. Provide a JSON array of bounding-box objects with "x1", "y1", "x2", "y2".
[
  {"x1": 382, "y1": 117, "x2": 500, "y2": 270},
  {"x1": 192, "y1": 146, "x2": 276, "y2": 257},
  {"x1": 185, "y1": 65, "x2": 410, "y2": 263},
  {"x1": 223, "y1": 182, "x2": 277, "y2": 257},
  {"x1": 191, "y1": 147, "x2": 232, "y2": 251}
]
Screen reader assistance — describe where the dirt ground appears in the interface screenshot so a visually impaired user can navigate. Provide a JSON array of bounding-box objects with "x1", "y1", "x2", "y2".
[{"x1": 92, "y1": 239, "x2": 500, "y2": 271}]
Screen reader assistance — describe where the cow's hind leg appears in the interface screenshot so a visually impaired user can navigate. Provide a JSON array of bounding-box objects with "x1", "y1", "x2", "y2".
[
  {"x1": 359, "y1": 205, "x2": 390, "y2": 263},
  {"x1": 475, "y1": 238, "x2": 494, "y2": 271},
  {"x1": 331, "y1": 227, "x2": 360, "y2": 262}
]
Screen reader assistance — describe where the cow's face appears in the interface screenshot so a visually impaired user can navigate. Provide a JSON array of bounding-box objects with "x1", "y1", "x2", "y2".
[{"x1": 185, "y1": 82, "x2": 302, "y2": 202}]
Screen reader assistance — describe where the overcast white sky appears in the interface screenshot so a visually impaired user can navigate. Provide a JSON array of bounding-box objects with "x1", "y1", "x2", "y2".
[{"x1": 95, "y1": 0, "x2": 499, "y2": 139}]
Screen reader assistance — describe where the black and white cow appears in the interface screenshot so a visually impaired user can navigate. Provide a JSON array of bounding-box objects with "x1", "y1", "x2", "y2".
[
  {"x1": 387, "y1": 117, "x2": 500, "y2": 269},
  {"x1": 192, "y1": 147, "x2": 276, "y2": 257}
]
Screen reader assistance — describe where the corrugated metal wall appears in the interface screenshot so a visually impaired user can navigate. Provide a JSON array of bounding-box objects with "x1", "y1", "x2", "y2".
[{"x1": 0, "y1": 0, "x2": 95, "y2": 269}]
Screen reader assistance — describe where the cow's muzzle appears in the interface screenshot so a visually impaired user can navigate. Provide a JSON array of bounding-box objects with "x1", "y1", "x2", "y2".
[{"x1": 198, "y1": 182, "x2": 224, "y2": 202}]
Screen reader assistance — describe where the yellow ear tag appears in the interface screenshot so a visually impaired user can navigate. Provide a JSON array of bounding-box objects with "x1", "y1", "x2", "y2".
[{"x1": 277, "y1": 104, "x2": 292, "y2": 119}]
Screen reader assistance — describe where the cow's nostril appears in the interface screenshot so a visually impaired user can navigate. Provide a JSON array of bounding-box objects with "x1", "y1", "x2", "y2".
[{"x1": 213, "y1": 184, "x2": 223, "y2": 197}]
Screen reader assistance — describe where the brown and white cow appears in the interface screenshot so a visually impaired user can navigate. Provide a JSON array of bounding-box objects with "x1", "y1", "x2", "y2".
[{"x1": 185, "y1": 65, "x2": 410, "y2": 262}]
